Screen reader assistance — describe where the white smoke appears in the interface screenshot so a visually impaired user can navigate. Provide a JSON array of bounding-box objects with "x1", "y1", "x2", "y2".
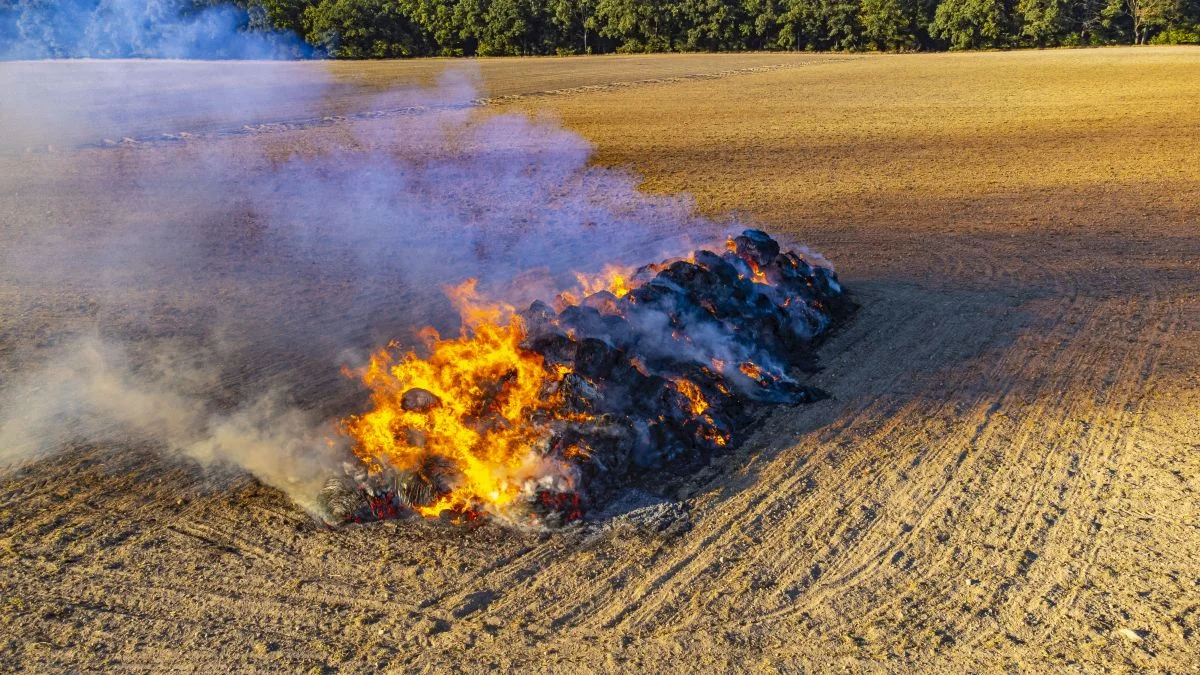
[
  {"x1": 0, "y1": 61, "x2": 725, "y2": 517},
  {"x1": 0, "y1": 0, "x2": 308, "y2": 60},
  {"x1": 0, "y1": 335, "x2": 339, "y2": 513}
]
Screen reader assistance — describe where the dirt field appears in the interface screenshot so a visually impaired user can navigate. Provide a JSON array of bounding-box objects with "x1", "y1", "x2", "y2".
[{"x1": 1, "y1": 48, "x2": 1198, "y2": 671}]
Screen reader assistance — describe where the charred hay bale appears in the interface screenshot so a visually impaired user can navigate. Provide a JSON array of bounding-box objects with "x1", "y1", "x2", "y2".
[
  {"x1": 405, "y1": 428, "x2": 428, "y2": 449},
  {"x1": 599, "y1": 313, "x2": 635, "y2": 346},
  {"x1": 574, "y1": 337, "x2": 624, "y2": 381},
  {"x1": 693, "y1": 250, "x2": 742, "y2": 287},
  {"x1": 658, "y1": 260, "x2": 722, "y2": 294},
  {"x1": 624, "y1": 279, "x2": 680, "y2": 310},
  {"x1": 582, "y1": 360, "x2": 650, "y2": 416},
  {"x1": 526, "y1": 491, "x2": 584, "y2": 528},
  {"x1": 811, "y1": 266, "x2": 844, "y2": 301},
  {"x1": 320, "y1": 475, "x2": 367, "y2": 522},
  {"x1": 321, "y1": 471, "x2": 413, "y2": 523},
  {"x1": 675, "y1": 363, "x2": 751, "y2": 423},
  {"x1": 398, "y1": 455, "x2": 459, "y2": 509},
  {"x1": 559, "y1": 304, "x2": 634, "y2": 347},
  {"x1": 401, "y1": 388, "x2": 440, "y2": 412},
  {"x1": 742, "y1": 374, "x2": 829, "y2": 406},
  {"x1": 558, "y1": 372, "x2": 601, "y2": 414},
  {"x1": 679, "y1": 415, "x2": 732, "y2": 454},
  {"x1": 558, "y1": 304, "x2": 607, "y2": 337},
  {"x1": 628, "y1": 373, "x2": 671, "y2": 410},
  {"x1": 632, "y1": 418, "x2": 688, "y2": 468},
  {"x1": 582, "y1": 290, "x2": 622, "y2": 315},
  {"x1": 774, "y1": 251, "x2": 814, "y2": 282},
  {"x1": 517, "y1": 300, "x2": 558, "y2": 341},
  {"x1": 527, "y1": 332, "x2": 578, "y2": 369},
  {"x1": 781, "y1": 298, "x2": 831, "y2": 343},
  {"x1": 732, "y1": 229, "x2": 781, "y2": 266},
  {"x1": 554, "y1": 415, "x2": 635, "y2": 493}
]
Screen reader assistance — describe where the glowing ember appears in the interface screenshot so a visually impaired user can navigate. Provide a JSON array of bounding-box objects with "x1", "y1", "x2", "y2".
[
  {"x1": 739, "y1": 361, "x2": 764, "y2": 381},
  {"x1": 675, "y1": 379, "x2": 709, "y2": 415}
]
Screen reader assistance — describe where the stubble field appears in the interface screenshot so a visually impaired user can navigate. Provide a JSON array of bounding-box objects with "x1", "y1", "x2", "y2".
[{"x1": 1, "y1": 48, "x2": 1197, "y2": 671}]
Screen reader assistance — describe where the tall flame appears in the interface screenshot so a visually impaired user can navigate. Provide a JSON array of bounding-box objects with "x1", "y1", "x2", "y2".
[{"x1": 342, "y1": 281, "x2": 579, "y2": 518}]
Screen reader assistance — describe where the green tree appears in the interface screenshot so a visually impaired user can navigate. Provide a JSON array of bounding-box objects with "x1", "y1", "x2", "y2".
[
  {"x1": 550, "y1": 0, "x2": 599, "y2": 52},
  {"x1": 228, "y1": 0, "x2": 1200, "y2": 58},
  {"x1": 304, "y1": 0, "x2": 429, "y2": 56},
  {"x1": 931, "y1": 0, "x2": 1011, "y2": 48},
  {"x1": 823, "y1": 0, "x2": 863, "y2": 47},
  {"x1": 397, "y1": 0, "x2": 463, "y2": 54},
  {"x1": 594, "y1": 0, "x2": 678, "y2": 51},
  {"x1": 739, "y1": 0, "x2": 785, "y2": 49},
  {"x1": 1016, "y1": 0, "x2": 1069, "y2": 44},
  {"x1": 777, "y1": 0, "x2": 821, "y2": 48},
  {"x1": 1066, "y1": 0, "x2": 1113, "y2": 43},
  {"x1": 1123, "y1": 0, "x2": 1179, "y2": 41},
  {"x1": 256, "y1": 0, "x2": 314, "y2": 35},
  {"x1": 677, "y1": 0, "x2": 747, "y2": 51},
  {"x1": 477, "y1": 0, "x2": 529, "y2": 54},
  {"x1": 860, "y1": 0, "x2": 920, "y2": 49},
  {"x1": 779, "y1": 0, "x2": 861, "y2": 49}
]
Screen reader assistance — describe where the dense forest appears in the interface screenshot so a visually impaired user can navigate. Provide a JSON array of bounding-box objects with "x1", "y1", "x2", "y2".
[
  {"x1": 260, "y1": 0, "x2": 1200, "y2": 56},
  {"x1": 2, "y1": 0, "x2": 1198, "y2": 59}
]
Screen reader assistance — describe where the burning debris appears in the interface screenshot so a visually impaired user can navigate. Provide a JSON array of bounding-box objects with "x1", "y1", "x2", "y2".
[{"x1": 321, "y1": 230, "x2": 850, "y2": 528}]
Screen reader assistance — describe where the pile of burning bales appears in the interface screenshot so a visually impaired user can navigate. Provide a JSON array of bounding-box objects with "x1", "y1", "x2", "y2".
[{"x1": 320, "y1": 230, "x2": 851, "y2": 528}]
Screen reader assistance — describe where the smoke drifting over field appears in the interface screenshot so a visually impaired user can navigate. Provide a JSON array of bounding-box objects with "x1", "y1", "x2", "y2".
[
  {"x1": 0, "y1": 0, "x2": 306, "y2": 60},
  {"x1": 0, "y1": 62, "x2": 730, "y2": 515}
]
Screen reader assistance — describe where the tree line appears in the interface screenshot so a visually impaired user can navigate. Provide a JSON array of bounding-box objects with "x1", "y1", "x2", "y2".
[
  {"x1": 252, "y1": 0, "x2": 1200, "y2": 57},
  {"x1": 1, "y1": 0, "x2": 1196, "y2": 59}
]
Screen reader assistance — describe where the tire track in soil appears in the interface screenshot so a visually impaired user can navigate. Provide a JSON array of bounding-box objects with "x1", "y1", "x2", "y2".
[
  {"x1": 794, "y1": 285, "x2": 1133, "y2": 633},
  {"x1": 1021, "y1": 302, "x2": 1177, "y2": 660},
  {"x1": 880, "y1": 296, "x2": 1153, "y2": 653},
  {"x1": 569, "y1": 280, "x2": 1023, "y2": 635}
]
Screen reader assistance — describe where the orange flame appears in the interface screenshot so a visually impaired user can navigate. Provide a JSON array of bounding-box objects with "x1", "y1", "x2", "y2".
[
  {"x1": 342, "y1": 291, "x2": 577, "y2": 518},
  {"x1": 747, "y1": 260, "x2": 768, "y2": 284},
  {"x1": 341, "y1": 243, "x2": 784, "y2": 520},
  {"x1": 675, "y1": 378, "x2": 709, "y2": 416},
  {"x1": 739, "y1": 361, "x2": 764, "y2": 380},
  {"x1": 699, "y1": 418, "x2": 729, "y2": 446},
  {"x1": 573, "y1": 264, "x2": 635, "y2": 299}
]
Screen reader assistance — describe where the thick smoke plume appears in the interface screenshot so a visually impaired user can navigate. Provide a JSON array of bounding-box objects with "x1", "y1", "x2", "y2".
[
  {"x1": 0, "y1": 0, "x2": 307, "y2": 59},
  {"x1": 0, "y1": 61, "x2": 731, "y2": 516},
  {"x1": 0, "y1": 336, "x2": 339, "y2": 513}
]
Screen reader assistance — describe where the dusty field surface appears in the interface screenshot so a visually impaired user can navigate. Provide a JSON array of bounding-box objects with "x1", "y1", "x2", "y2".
[{"x1": 2, "y1": 48, "x2": 1198, "y2": 671}]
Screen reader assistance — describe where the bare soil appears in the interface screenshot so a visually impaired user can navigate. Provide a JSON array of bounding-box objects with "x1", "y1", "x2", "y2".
[{"x1": 1, "y1": 48, "x2": 1197, "y2": 671}]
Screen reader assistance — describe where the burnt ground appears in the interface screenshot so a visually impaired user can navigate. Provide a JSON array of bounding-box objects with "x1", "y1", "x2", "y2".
[{"x1": 1, "y1": 50, "x2": 1198, "y2": 671}]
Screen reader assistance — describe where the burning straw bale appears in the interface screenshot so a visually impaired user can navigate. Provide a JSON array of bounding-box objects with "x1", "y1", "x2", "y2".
[{"x1": 321, "y1": 230, "x2": 852, "y2": 528}]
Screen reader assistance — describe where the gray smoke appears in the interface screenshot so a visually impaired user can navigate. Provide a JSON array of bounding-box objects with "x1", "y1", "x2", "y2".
[
  {"x1": 0, "y1": 0, "x2": 308, "y2": 60},
  {"x1": 0, "y1": 61, "x2": 725, "y2": 517},
  {"x1": 0, "y1": 336, "x2": 340, "y2": 514}
]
